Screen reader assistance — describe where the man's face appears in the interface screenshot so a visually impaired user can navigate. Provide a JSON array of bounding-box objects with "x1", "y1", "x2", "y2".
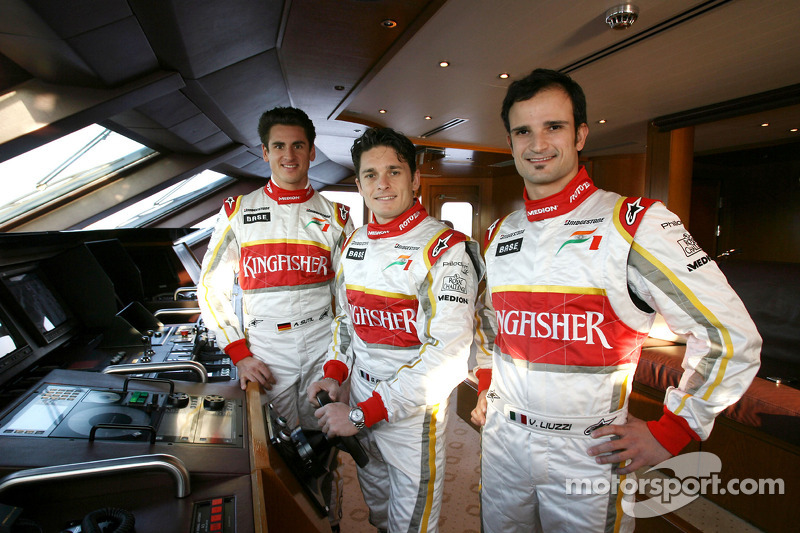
[
  {"x1": 506, "y1": 87, "x2": 588, "y2": 200},
  {"x1": 262, "y1": 124, "x2": 315, "y2": 190},
  {"x1": 356, "y1": 146, "x2": 420, "y2": 224}
]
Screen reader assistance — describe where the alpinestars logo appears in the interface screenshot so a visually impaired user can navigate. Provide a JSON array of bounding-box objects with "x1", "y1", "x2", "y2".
[
  {"x1": 557, "y1": 229, "x2": 602, "y2": 254},
  {"x1": 305, "y1": 217, "x2": 330, "y2": 232},
  {"x1": 584, "y1": 416, "x2": 617, "y2": 435},
  {"x1": 432, "y1": 234, "x2": 453, "y2": 257},
  {"x1": 384, "y1": 255, "x2": 412, "y2": 271},
  {"x1": 625, "y1": 198, "x2": 645, "y2": 225}
]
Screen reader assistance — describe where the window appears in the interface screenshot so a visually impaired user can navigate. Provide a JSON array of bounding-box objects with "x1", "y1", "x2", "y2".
[
  {"x1": 0, "y1": 124, "x2": 156, "y2": 226},
  {"x1": 441, "y1": 201, "x2": 473, "y2": 237},
  {"x1": 320, "y1": 190, "x2": 364, "y2": 228},
  {"x1": 83, "y1": 170, "x2": 234, "y2": 229}
]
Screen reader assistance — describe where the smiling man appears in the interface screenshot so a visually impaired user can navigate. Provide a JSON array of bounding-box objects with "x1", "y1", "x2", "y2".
[
  {"x1": 308, "y1": 128, "x2": 484, "y2": 533},
  {"x1": 197, "y1": 106, "x2": 353, "y2": 530},
  {"x1": 470, "y1": 69, "x2": 761, "y2": 532}
]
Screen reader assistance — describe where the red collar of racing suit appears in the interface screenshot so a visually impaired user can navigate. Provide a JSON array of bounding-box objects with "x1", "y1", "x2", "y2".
[
  {"x1": 366, "y1": 199, "x2": 427, "y2": 239},
  {"x1": 523, "y1": 166, "x2": 596, "y2": 221},
  {"x1": 263, "y1": 179, "x2": 314, "y2": 204}
]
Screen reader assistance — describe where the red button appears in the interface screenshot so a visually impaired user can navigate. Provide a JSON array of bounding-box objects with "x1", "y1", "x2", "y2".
[
  {"x1": 212, "y1": 498, "x2": 223, "y2": 505},
  {"x1": 210, "y1": 524, "x2": 221, "y2": 531},
  {"x1": 212, "y1": 506, "x2": 222, "y2": 513},
  {"x1": 211, "y1": 514, "x2": 221, "y2": 522}
]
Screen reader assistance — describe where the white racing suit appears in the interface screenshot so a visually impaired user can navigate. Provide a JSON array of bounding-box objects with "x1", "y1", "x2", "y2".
[
  {"x1": 474, "y1": 167, "x2": 761, "y2": 532},
  {"x1": 323, "y1": 201, "x2": 484, "y2": 532},
  {"x1": 197, "y1": 179, "x2": 353, "y2": 524}
]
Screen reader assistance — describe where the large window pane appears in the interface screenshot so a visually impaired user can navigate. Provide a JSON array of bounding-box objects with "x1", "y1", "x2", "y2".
[{"x1": 0, "y1": 125, "x2": 156, "y2": 225}]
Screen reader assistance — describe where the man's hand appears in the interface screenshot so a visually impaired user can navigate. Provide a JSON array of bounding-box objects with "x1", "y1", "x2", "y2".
[
  {"x1": 470, "y1": 389, "x2": 488, "y2": 427},
  {"x1": 235, "y1": 357, "x2": 276, "y2": 391},
  {"x1": 587, "y1": 414, "x2": 673, "y2": 474},
  {"x1": 315, "y1": 402, "x2": 358, "y2": 437},
  {"x1": 307, "y1": 378, "x2": 341, "y2": 407}
]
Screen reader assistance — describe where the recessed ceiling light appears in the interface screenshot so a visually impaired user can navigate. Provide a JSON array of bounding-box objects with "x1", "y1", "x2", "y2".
[
  {"x1": 498, "y1": 73, "x2": 510, "y2": 79},
  {"x1": 439, "y1": 60, "x2": 450, "y2": 68},
  {"x1": 597, "y1": 119, "x2": 607, "y2": 124},
  {"x1": 424, "y1": 116, "x2": 432, "y2": 120},
  {"x1": 761, "y1": 123, "x2": 769, "y2": 127},
  {"x1": 334, "y1": 85, "x2": 345, "y2": 91},
  {"x1": 791, "y1": 128, "x2": 798, "y2": 132},
  {"x1": 381, "y1": 19, "x2": 397, "y2": 28},
  {"x1": 379, "y1": 109, "x2": 387, "y2": 114}
]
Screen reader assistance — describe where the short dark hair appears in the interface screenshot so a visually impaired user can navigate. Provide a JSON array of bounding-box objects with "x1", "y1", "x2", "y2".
[
  {"x1": 351, "y1": 127, "x2": 417, "y2": 177},
  {"x1": 501, "y1": 68, "x2": 587, "y2": 137},
  {"x1": 257, "y1": 106, "x2": 316, "y2": 147}
]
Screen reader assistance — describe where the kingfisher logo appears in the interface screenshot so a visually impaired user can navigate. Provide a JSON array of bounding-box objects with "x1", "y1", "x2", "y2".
[
  {"x1": 384, "y1": 255, "x2": 413, "y2": 271},
  {"x1": 305, "y1": 217, "x2": 330, "y2": 232},
  {"x1": 557, "y1": 229, "x2": 602, "y2": 254}
]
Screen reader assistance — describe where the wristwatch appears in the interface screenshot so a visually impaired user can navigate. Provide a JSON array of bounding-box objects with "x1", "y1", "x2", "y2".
[{"x1": 349, "y1": 406, "x2": 366, "y2": 430}]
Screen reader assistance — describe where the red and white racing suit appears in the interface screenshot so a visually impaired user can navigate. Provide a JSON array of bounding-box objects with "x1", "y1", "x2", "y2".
[
  {"x1": 474, "y1": 168, "x2": 761, "y2": 532},
  {"x1": 323, "y1": 201, "x2": 484, "y2": 533},
  {"x1": 198, "y1": 179, "x2": 353, "y2": 427},
  {"x1": 197, "y1": 180, "x2": 353, "y2": 524}
]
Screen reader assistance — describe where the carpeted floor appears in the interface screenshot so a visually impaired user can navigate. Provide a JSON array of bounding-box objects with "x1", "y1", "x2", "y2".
[{"x1": 336, "y1": 394, "x2": 482, "y2": 532}]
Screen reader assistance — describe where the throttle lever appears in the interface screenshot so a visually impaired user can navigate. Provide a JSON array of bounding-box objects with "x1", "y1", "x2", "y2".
[{"x1": 316, "y1": 390, "x2": 369, "y2": 468}]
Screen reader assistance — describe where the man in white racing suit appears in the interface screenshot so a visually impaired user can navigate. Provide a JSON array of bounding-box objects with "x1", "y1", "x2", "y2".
[
  {"x1": 197, "y1": 107, "x2": 353, "y2": 529},
  {"x1": 308, "y1": 127, "x2": 484, "y2": 532},
  {"x1": 470, "y1": 69, "x2": 761, "y2": 532}
]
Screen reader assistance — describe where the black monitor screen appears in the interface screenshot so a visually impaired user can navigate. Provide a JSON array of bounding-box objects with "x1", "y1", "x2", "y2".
[
  {"x1": 1, "y1": 269, "x2": 72, "y2": 344},
  {"x1": 0, "y1": 316, "x2": 19, "y2": 359}
]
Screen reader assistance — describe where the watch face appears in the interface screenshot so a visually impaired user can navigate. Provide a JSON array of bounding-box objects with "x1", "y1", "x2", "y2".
[{"x1": 350, "y1": 408, "x2": 364, "y2": 423}]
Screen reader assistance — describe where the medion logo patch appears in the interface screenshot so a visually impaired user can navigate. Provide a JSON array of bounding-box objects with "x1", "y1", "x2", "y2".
[
  {"x1": 244, "y1": 213, "x2": 271, "y2": 224},
  {"x1": 346, "y1": 247, "x2": 366, "y2": 260},
  {"x1": 687, "y1": 254, "x2": 711, "y2": 271},
  {"x1": 496, "y1": 238, "x2": 522, "y2": 256}
]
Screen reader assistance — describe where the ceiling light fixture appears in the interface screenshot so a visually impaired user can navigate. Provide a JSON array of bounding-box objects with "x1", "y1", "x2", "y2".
[
  {"x1": 791, "y1": 128, "x2": 798, "y2": 132},
  {"x1": 424, "y1": 116, "x2": 432, "y2": 120},
  {"x1": 381, "y1": 19, "x2": 397, "y2": 28},
  {"x1": 761, "y1": 123, "x2": 769, "y2": 127},
  {"x1": 498, "y1": 73, "x2": 510, "y2": 79},
  {"x1": 605, "y1": 4, "x2": 639, "y2": 30},
  {"x1": 379, "y1": 109, "x2": 387, "y2": 114},
  {"x1": 597, "y1": 119, "x2": 607, "y2": 124},
  {"x1": 439, "y1": 60, "x2": 450, "y2": 68}
]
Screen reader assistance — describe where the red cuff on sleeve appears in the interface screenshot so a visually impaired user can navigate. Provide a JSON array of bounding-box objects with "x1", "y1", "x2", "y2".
[
  {"x1": 323, "y1": 360, "x2": 349, "y2": 385},
  {"x1": 224, "y1": 339, "x2": 253, "y2": 365},
  {"x1": 475, "y1": 368, "x2": 493, "y2": 393},
  {"x1": 647, "y1": 405, "x2": 701, "y2": 456},
  {"x1": 358, "y1": 391, "x2": 388, "y2": 428}
]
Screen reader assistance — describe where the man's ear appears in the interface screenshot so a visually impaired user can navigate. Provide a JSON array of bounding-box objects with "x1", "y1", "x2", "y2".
[
  {"x1": 575, "y1": 123, "x2": 589, "y2": 151},
  {"x1": 310, "y1": 144, "x2": 316, "y2": 162},
  {"x1": 261, "y1": 144, "x2": 269, "y2": 162}
]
